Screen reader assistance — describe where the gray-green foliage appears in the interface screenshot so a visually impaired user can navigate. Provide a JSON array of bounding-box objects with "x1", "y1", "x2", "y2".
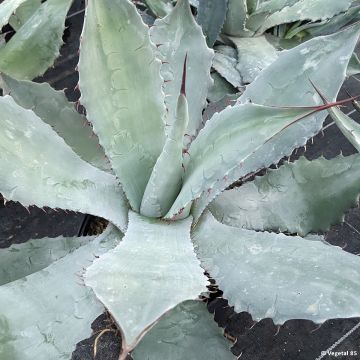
[
  {"x1": 0, "y1": 0, "x2": 360, "y2": 359},
  {"x1": 189, "y1": 0, "x2": 360, "y2": 96},
  {"x1": 0, "y1": 0, "x2": 73, "y2": 80},
  {"x1": 193, "y1": 211, "x2": 360, "y2": 324},
  {"x1": 196, "y1": 0, "x2": 229, "y2": 46},
  {"x1": 210, "y1": 155, "x2": 360, "y2": 235}
]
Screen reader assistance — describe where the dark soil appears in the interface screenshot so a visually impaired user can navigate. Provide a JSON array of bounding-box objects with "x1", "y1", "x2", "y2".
[{"x1": 1, "y1": 0, "x2": 360, "y2": 359}]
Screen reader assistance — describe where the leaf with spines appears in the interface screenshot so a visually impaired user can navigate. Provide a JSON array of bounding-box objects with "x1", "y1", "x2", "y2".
[
  {"x1": 212, "y1": 47, "x2": 242, "y2": 88},
  {"x1": 202, "y1": 93, "x2": 239, "y2": 126},
  {"x1": 150, "y1": 0, "x2": 214, "y2": 141},
  {"x1": 8, "y1": 0, "x2": 42, "y2": 30},
  {"x1": 193, "y1": 212, "x2": 360, "y2": 324},
  {"x1": 0, "y1": 74, "x2": 111, "y2": 172},
  {"x1": 0, "y1": 235, "x2": 94, "y2": 286},
  {"x1": 306, "y1": 4, "x2": 360, "y2": 37},
  {"x1": 166, "y1": 95, "x2": 357, "y2": 220},
  {"x1": 229, "y1": 35, "x2": 278, "y2": 83},
  {"x1": 196, "y1": 0, "x2": 229, "y2": 47},
  {"x1": 132, "y1": 301, "x2": 235, "y2": 360},
  {"x1": 223, "y1": 0, "x2": 253, "y2": 36},
  {"x1": 187, "y1": 23, "x2": 360, "y2": 222},
  {"x1": 0, "y1": 95, "x2": 128, "y2": 232},
  {"x1": 145, "y1": 0, "x2": 173, "y2": 18},
  {"x1": 0, "y1": 0, "x2": 29, "y2": 28},
  {"x1": 0, "y1": 225, "x2": 121, "y2": 360},
  {"x1": 78, "y1": 0, "x2": 166, "y2": 211},
  {"x1": 207, "y1": 71, "x2": 237, "y2": 103},
  {"x1": 281, "y1": 4, "x2": 360, "y2": 39},
  {"x1": 141, "y1": 59, "x2": 190, "y2": 217},
  {"x1": 0, "y1": 0, "x2": 73, "y2": 80},
  {"x1": 210, "y1": 154, "x2": 360, "y2": 235},
  {"x1": 347, "y1": 52, "x2": 360, "y2": 77},
  {"x1": 311, "y1": 83, "x2": 360, "y2": 152},
  {"x1": 254, "y1": 0, "x2": 353, "y2": 34},
  {"x1": 166, "y1": 103, "x2": 319, "y2": 219},
  {"x1": 85, "y1": 211, "x2": 208, "y2": 359}
]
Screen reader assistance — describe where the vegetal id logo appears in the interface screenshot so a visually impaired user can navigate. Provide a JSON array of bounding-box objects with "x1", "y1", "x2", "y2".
[
  {"x1": 321, "y1": 350, "x2": 358, "y2": 358},
  {"x1": 316, "y1": 321, "x2": 360, "y2": 359}
]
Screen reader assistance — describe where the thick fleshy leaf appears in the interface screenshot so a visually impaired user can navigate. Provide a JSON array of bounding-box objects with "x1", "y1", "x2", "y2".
[
  {"x1": 0, "y1": 0, "x2": 28, "y2": 28},
  {"x1": 145, "y1": 0, "x2": 173, "y2": 17},
  {"x1": 0, "y1": 235, "x2": 93, "y2": 285},
  {"x1": 207, "y1": 71, "x2": 237, "y2": 103},
  {"x1": 189, "y1": 25, "x2": 360, "y2": 220},
  {"x1": 223, "y1": 0, "x2": 252, "y2": 36},
  {"x1": 196, "y1": 0, "x2": 229, "y2": 47},
  {"x1": 284, "y1": 4, "x2": 360, "y2": 39},
  {"x1": 150, "y1": 0, "x2": 214, "y2": 140},
  {"x1": 79, "y1": 0, "x2": 165, "y2": 211},
  {"x1": 256, "y1": 0, "x2": 353, "y2": 34},
  {"x1": 132, "y1": 301, "x2": 235, "y2": 360},
  {"x1": 141, "y1": 93, "x2": 189, "y2": 217},
  {"x1": 212, "y1": 46, "x2": 242, "y2": 88},
  {"x1": 193, "y1": 212, "x2": 360, "y2": 324},
  {"x1": 306, "y1": 5, "x2": 360, "y2": 37},
  {"x1": 239, "y1": 24, "x2": 360, "y2": 107},
  {"x1": 0, "y1": 225, "x2": 121, "y2": 360},
  {"x1": 85, "y1": 211, "x2": 208, "y2": 356},
  {"x1": 250, "y1": 0, "x2": 299, "y2": 17},
  {"x1": 229, "y1": 35, "x2": 278, "y2": 83},
  {"x1": 181, "y1": 24, "x2": 360, "y2": 214},
  {"x1": 246, "y1": 0, "x2": 259, "y2": 14},
  {"x1": 0, "y1": 74, "x2": 111, "y2": 172},
  {"x1": 0, "y1": 95, "x2": 128, "y2": 232},
  {"x1": 166, "y1": 104, "x2": 317, "y2": 219},
  {"x1": 8, "y1": 0, "x2": 42, "y2": 30},
  {"x1": 324, "y1": 105, "x2": 360, "y2": 152},
  {"x1": 347, "y1": 52, "x2": 360, "y2": 77},
  {"x1": 0, "y1": 0, "x2": 72, "y2": 80},
  {"x1": 202, "y1": 93, "x2": 238, "y2": 125},
  {"x1": 210, "y1": 155, "x2": 360, "y2": 235}
]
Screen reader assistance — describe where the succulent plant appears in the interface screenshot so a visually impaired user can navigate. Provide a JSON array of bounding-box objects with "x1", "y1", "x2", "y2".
[
  {"x1": 139, "y1": 0, "x2": 360, "y2": 107},
  {"x1": 0, "y1": 0, "x2": 360, "y2": 359},
  {"x1": 193, "y1": 0, "x2": 360, "y2": 96}
]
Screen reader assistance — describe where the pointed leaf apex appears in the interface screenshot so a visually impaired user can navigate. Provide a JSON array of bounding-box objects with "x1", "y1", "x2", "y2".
[
  {"x1": 309, "y1": 80, "x2": 360, "y2": 110},
  {"x1": 308, "y1": 78, "x2": 330, "y2": 104},
  {"x1": 181, "y1": 53, "x2": 188, "y2": 97}
]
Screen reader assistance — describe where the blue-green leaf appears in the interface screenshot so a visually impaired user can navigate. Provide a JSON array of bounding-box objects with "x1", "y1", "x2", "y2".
[
  {"x1": 210, "y1": 154, "x2": 360, "y2": 235},
  {"x1": 0, "y1": 96, "x2": 128, "y2": 232},
  {"x1": 0, "y1": 225, "x2": 121, "y2": 360},
  {"x1": 197, "y1": 0, "x2": 229, "y2": 47},
  {"x1": 0, "y1": 0, "x2": 73, "y2": 80},
  {"x1": 193, "y1": 212, "x2": 360, "y2": 324},
  {"x1": 79, "y1": 0, "x2": 166, "y2": 211},
  {"x1": 132, "y1": 301, "x2": 235, "y2": 360},
  {"x1": 85, "y1": 212, "x2": 208, "y2": 357},
  {"x1": 150, "y1": 0, "x2": 213, "y2": 141},
  {"x1": 0, "y1": 74, "x2": 111, "y2": 172}
]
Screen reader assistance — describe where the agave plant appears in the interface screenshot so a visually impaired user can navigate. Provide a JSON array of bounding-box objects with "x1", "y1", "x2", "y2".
[
  {"x1": 1, "y1": 0, "x2": 360, "y2": 359},
  {"x1": 140, "y1": 0, "x2": 360, "y2": 103},
  {"x1": 214, "y1": 0, "x2": 360, "y2": 95}
]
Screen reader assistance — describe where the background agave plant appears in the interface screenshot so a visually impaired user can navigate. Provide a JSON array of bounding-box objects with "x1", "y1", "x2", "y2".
[
  {"x1": 140, "y1": 0, "x2": 360, "y2": 103},
  {"x1": 1, "y1": 0, "x2": 360, "y2": 359}
]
